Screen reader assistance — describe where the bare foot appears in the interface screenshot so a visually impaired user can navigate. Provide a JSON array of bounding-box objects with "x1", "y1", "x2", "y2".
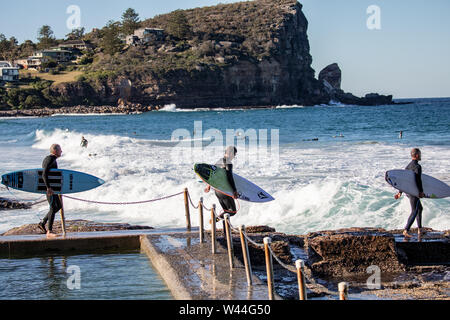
[
  {"x1": 418, "y1": 228, "x2": 426, "y2": 236},
  {"x1": 403, "y1": 230, "x2": 412, "y2": 238},
  {"x1": 46, "y1": 232, "x2": 58, "y2": 239}
]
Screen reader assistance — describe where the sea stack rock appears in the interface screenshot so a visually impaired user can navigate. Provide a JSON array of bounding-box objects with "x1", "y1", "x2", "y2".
[
  {"x1": 319, "y1": 62, "x2": 393, "y2": 106},
  {"x1": 319, "y1": 63, "x2": 341, "y2": 90}
]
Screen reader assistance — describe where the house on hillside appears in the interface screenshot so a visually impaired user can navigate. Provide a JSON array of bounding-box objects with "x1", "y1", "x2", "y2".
[
  {"x1": 126, "y1": 28, "x2": 165, "y2": 46},
  {"x1": 33, "y1": 49, "x2": 73, "y2": 62},
  {"x1": 58, "y1": 40, "x2": 93, "y2": 51},
  {"x1": 15, "y1": 57, "x2": 48, "y2": 70},
  {"x1": 0, "y1": 61, "x2": 19, "y2": 82},
  {"x1": 14, "y1": 47, "x2": 76, "y2": 70}
]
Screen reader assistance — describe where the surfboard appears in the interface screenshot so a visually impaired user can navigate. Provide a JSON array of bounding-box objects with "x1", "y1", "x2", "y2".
[
  {"x1": 194, "y1": 163, "x2": 274, "y2": 203},
  {"x1": 385, "y1": 170, "x2": 450, "y2": 199},
  {"x1": 1, "y1": 169, "x2": 105, "y2": 195}
]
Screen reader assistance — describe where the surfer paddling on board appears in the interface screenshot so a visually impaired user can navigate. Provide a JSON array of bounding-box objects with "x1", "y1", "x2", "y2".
[
  {"x1": 394, "y1": 148, "x2": 426, "y2": 238},
  {"x1": 38, "y1": 144, "x2": 63, "y2": 239},
  {"x1": 204, "y1": 146, "x2": 239, "y2": 219}
]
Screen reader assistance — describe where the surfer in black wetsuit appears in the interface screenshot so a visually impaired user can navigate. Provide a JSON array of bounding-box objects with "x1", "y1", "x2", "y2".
[
  {"x1": 204, "y1": 146, "x2": 239, "y2": 219},
  {"x1": 80, "y1": 136, "x2": 88, "y2": 148},
  {"x1": 38, "y1": 144, "x2": 63, "y2": 239},
  {"x1": 394, "y1": 148, "x2": 426, "y2": 238}
]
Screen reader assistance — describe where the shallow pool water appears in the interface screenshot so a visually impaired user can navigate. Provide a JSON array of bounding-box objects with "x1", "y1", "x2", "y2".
[{"x1": 0, "y1": 250, "x2": 173, "y2": 300}]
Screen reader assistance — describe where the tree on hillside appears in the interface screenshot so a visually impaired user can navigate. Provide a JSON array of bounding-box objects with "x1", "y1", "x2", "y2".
[
  {"x1": 18, "y1": 40, "x2": 37, "y2": 59},
  {"x1": 37, "y1": 25, "x2": 57, "y2": 49},
  {"x1": 101, "y1": 20, "x2": 122, "y2": 56},
  {"x1": 0, "y1": 34, "x2": 10, "y2": 60},
  {"x1": 121, "y1": 8, "x2": 141, "y2": 35},
  {"x1": 167, "y1": 10, "x2": 191, "y2": 40},
  {"x1": 6, "y1": 37, "x2": 19, "y2": 61},
  {"x1": 66, "y1": 27, "x2": 85, "y2": 41},
  {"x1": 0, "y1": 35, "x2": 19, "y2": 62}
]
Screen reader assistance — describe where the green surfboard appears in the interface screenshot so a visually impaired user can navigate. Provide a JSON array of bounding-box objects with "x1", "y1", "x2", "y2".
[{"x1": 194, "y1": 163, "x2": 274, "y2": 203}]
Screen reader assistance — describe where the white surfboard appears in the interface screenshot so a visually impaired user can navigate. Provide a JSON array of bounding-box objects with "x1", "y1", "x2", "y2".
[
  {"x1": 194, "y1": 163, "x2": 274, "y2": 203},
  {"x1": 385, "y1": 170, "x2": 450, "y2": 199},
  {"x1": 1, "y1": 169, "x2": 105, "y2": 195}
]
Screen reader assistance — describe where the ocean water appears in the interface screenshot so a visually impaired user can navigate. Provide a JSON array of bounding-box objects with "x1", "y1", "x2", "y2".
[{"x1": 0, "y1": 98, "x2": 449, "y2": 235}]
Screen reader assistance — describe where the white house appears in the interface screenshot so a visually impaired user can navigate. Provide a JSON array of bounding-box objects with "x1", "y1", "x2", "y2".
[
  {"x1": 0, "y1": 61, "x2": 19, "y2": 82},
  {"x1": 126, "y1": 28, "x2": 165, "y2": 46}
]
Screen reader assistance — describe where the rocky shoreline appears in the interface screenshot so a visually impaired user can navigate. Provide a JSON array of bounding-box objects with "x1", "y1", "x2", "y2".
[
  {"x1": 0, "y1": 198, "x2": 31, "y2": 210},
  {"x1": 1, "y1": 219, "x2": 153, "y2": 236},
  {"x1": 2, "y1": 221, "x2": 448, "y2": 300},
  {"x1": 0, "y1": 100, "x2": 411, "y2": 118},
  {"x1": 221, "y1": 226, "x2": 450, "y2": 300}
]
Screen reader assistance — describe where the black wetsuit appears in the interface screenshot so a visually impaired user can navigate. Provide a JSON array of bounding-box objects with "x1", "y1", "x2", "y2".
[
  {"x1": 215, "y1": 157, "x2": 237, "y2": 218},
  {"x1": 404, "y1": 160, "x2": 423, "y2": 231},
  {"x1": 41, "y1": 155, "x2": 62, "y2": 232}
]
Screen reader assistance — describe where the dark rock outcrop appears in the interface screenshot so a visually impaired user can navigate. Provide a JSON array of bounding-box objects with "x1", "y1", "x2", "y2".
[
  {"x1": 319, "y1": 63, "x2": 393, "y2": 106},
  {"x1": 304, "y1": 228, "x2": 406, "y2": 277},
  {"x1": 0, "y1": 104, "x2": 152, "y2": 117},
  {"x1": 1, "y1": 219, "x2": 153, "y2": 236},
  {"x1": 0, "y1": 198, "x2": 31, "y2": 210},
  {"x1": 318, "y1": 63, "x2": 341, "y2": 90},
  {"x1": 213, "y1": 226, "x2": 449, "y2": 278}
]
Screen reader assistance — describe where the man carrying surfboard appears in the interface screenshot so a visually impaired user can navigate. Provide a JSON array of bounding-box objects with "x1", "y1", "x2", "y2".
[
  {"x1": 394, "y1": 148, "x2": 425, "y2": 238},
  {"x1": 38, "y1": 144, "x2": 63, "y2": 239},
  {"x1": 204, "y1": 146, "x2": 239, "y2": 219}
]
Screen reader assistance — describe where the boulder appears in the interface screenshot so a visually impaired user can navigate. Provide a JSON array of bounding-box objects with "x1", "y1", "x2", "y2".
[
  {"x1": 305, "y1": 228, "x2": 406, "y2": 277},
  {"x1": 319, "y1": 63, "x2": 394, "y2": 106},
  {"x1": 319, "y1": 63, "x2": 341, "y2": 90},
  {"x1": 0, "y1": 198, "x2": 31, "y2": 210}
]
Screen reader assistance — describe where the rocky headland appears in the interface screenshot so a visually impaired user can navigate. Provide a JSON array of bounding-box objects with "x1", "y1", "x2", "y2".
[{"x1": 0, "y1": 0, "x2": 399, "y2": 115}]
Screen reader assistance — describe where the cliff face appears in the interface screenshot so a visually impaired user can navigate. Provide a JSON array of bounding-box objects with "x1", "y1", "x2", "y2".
[
  {"x1": 161, "y1": 0, "x2": 327, "y2": 107},
  {"x1": 42, "y1": 0, "x2": 392, "y2": 109},
  {"x1": 46, "y1": 0, "x2": 328, "y2": 108}
]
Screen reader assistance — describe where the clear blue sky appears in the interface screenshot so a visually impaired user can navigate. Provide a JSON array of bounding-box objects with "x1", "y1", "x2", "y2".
[{"x1": 1, "y1": 0, "x2": 449, "y2": 98}]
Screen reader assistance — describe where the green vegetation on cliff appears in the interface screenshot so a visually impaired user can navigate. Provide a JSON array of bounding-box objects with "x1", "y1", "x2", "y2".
[
  {"x1": 88, "y1": 0, "x2": 299, "y2": 78},
  {"x1": 2, "y1": 0, "x2": 328, "y2": 109}
]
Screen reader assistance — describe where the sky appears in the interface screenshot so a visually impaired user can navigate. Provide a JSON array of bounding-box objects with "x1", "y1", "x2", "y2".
[{"x1": 0, "y1": 0, "x2": 449, "y2": 98}]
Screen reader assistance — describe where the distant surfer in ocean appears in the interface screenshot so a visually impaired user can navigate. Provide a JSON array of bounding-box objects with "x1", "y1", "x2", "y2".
[
  {"x1": 80, "y1": 136, "x2": 88, "y2": 148},
  {"x1": 394, "y1": 148, "x2": 425, "y2": 238},
  {"x1": 204, "y1": 146, "x2": 239, "y2": 219},
  {"x1": 38, "y1": 144, "x2": 63, "y2": 239}
]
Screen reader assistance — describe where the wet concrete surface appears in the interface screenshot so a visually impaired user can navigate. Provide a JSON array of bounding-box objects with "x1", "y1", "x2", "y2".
[
  {"x1": 140, "y1": 232, "x2": 275, "y2": 300},
  {"x1": 0, "y1": 228, "x2": 191, "y2": 258},
  {"x1": 0, "y1": 227, "x2": 275, "y2": 300}
]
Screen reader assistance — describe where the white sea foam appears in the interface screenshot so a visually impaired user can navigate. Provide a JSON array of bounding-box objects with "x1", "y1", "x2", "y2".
[
  {"x1": 1, "y1": 128, "x2": 449, "y2": 234},
  {"x1": 159, "y1": 104, "x2": 178, "y2": 112},
  {"x1": 275, "y1": 105, "x2": 305, "y2": 109}
]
